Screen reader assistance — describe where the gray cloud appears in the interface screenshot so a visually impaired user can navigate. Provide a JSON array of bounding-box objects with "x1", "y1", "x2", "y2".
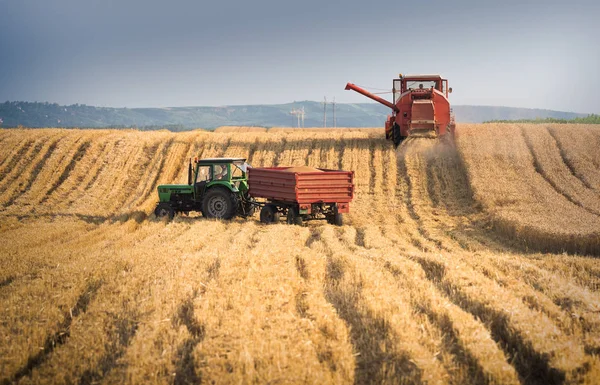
[{"x1": 0, "y1": 0, "x2": 598, "y2": 113}]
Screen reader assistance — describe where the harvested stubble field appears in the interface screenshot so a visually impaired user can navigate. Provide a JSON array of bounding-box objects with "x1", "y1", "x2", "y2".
[{"x1": 0, "y1": 124, "x2": 599, "y2": 385}]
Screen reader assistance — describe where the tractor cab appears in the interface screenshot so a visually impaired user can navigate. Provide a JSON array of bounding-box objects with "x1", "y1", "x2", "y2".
[
  {"x1": 155, "y1": 157, "x2": 253, "y2": 220},
  {"x1": 190, "y1": 158, "x2": 251, "y2": 198}
]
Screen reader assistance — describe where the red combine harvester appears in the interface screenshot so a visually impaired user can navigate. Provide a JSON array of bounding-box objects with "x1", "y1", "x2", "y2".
[{"x1": 345, "y1": 74, "x2": 456, "y2": 147}]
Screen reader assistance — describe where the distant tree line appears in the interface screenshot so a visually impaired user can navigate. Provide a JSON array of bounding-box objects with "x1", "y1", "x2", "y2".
[{"x1": 484, "y1": 114, "x2": 600, "y2": 124}]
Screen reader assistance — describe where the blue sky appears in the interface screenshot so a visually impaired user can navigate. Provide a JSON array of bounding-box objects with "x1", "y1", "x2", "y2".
[{"x1": 0, "y1": 0, "x2": 598, "y2": 113}]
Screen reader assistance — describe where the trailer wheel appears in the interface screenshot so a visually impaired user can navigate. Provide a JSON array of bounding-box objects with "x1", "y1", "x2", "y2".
[
  {"x1": 333, "y1": 213, "x2": 343, "y2": 226},
  {"x1": 202, "y1": 188, "x2": 237, "y2": 220},
  {"x1": 286, "y1": 207, "x2": 303, "y2": 226},
  {"x1": 260, "y1": 204, "x2": 280, "y2": 224},
  {"x1": 155, "y1": 203, "x2": 175, "y2": 220}
]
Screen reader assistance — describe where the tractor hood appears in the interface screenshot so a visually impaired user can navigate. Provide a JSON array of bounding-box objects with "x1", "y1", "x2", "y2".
[{"x1": 157, "y1": 184, "x2": 193, "y2": 202}]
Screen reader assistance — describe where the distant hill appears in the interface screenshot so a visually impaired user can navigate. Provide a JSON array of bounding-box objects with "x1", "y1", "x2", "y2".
[{"x1": 0, "y1": 101, "x2": 589, "y2": 129}]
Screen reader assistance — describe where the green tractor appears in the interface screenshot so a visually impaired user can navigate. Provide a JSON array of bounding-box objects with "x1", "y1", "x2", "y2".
[{"x1": 154, "y1": 158, "x2": 255, "y2": 220}]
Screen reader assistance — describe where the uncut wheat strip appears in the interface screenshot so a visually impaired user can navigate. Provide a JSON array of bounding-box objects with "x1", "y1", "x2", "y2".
[
  {"x1": 53, "y1": 132, "x2": 118, "y2": 215},
  {"x1": 91, "y1": 132, "x2": 149, "y2": 216},
  {"x1": 17, "y1": 131, "x2": 91, "y2": 206},
  {"x1": 68, "y1": 132, "x2": 134, "y2": 215},
  {"x1": 221, "y1": 134, "x2": 255, "y2": 160},
  {"x1": 340, "y1": 134, "x2": 372, "y2": 229},
  {"x1": 290, "y1": 132, "x2": 316, "y2": 166},
  {"x1": 121, "y1": 133, "x2": 175, "y2": 212},
  {"x1": 31, "y1": 131, "x2": 106, "y2": 212},
  {"x1": 13, "y1": 219, "x2": 196, "y2": 384},
  {"x1": 304, "y1": 134, "x2": 323, "y2": 170},
  {"x1": 9, "y1": 219, "x2": 177, "y2": 383},
  {"x1": 119, "y1": 222, "x2": 248, "y2": 384},
  {"x1": 269, "y1": 131, "x2": 298, "y2": 166},
  {"x1": 0, "y1": 219, "x2": 149, "y2": 380},
  {"x1": 135, "y1": 138, "x2": 193, "y2": 213},
  {"x1": 196, "y1": 224, "x2": 347, "y2": 384},
  {"x1": 415, "y1": 135, "x2": 514, "y2": 254},
  {"x1": 259, "y1": 132, "x2": 285, "y2": 167},
  {"x1": 521, "y1": 125, "x2": 600, "y2": 216},
  {"x1": 546, "y1": 125, "x2": 600, "y2": 192},
  {"x1": 411, "y1": 251, "x2": 591, "y2": 381},
  {"x1": 399, "y1": 139, "x2": 463, "y2": 252},
  {"x1": 471, "y1": 251, "x2": 600, "y2": 351},
  {"x1": 23, "y1": 220, "x2": 231, "y2": 385},
  {"x1": 457, "y1": 124, "x2": 600, "y2": 250},
  {"x1": 523, "y1": 254, "x2": 600, "y2": 292},
  {"x1": 292, "y1": 228, "x2": 356, "y2": 384},
  {"x1": 246, "y1": 134, "x2": 268, "y2": 167},
  {"x1": 0, "y1": 132, "x2": 37, "y2": 179},
  {"x1": 358, "y1": 248, "x2": 521, "y2": 384},
  {"x1": 316, "y1": 226, "x2": 450, "y2": 384},
  {"x1": 371, "y1": 139, "x2": 416, "y2": 251},
  {"x1": 0, "y1": 131, "x2": 68, "y2": 207},
  {"x1": 0, "y1": 130, "x2": 49, "y2": 188},
  {"x1": 196, "y1": 133, "x2": 222, "y2": 160},
  {"x1": 105, "y1": 132, "x2": 168, "y2": 214},
  {"x1": 356, "y1": 252, "x2": 520, "y2": 382}
]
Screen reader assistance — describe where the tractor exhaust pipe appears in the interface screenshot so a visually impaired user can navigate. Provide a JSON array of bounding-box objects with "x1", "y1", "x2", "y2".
[
  {"x1": 188, "y1": 159, "x2": 193, "y2": 185},
  {"x1": 345, "y1": 83, "x2": 399, "y2": 112}
]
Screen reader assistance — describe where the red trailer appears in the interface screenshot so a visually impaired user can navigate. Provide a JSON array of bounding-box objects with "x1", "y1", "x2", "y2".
[{"x1": 248, "y1": 166, "x2": 354, "y2": 226}]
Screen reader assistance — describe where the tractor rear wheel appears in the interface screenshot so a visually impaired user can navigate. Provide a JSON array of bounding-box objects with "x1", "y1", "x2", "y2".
[
  {"x1": 260, "y1": 204, "x2": 280, "y2": 224},
  {"x1": 155, "y1": 203, "x2": 175, "y2": 220},
  {"x1": 202, "y1": 188, "x2": 237, "y2": 220},
  {"x1": 286, "y1": 207, "x2": 303, "y2": 225},
  {"x1": 333, "y1": 213, "x2": 343, "y2": 226}
]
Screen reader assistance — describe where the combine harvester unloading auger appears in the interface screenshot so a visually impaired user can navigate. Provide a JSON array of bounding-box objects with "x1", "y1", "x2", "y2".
[{"x1": 345, "y1": 74, "x2": 456, "y2": 147}]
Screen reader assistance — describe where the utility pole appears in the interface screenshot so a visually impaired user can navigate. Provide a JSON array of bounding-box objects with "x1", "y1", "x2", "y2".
[
  {"x1": 332, "y1": 97, "x2": 336, "y2": 128},
  {"x1": 323, "y1": 97, "x2": 327, "y2": 128}
]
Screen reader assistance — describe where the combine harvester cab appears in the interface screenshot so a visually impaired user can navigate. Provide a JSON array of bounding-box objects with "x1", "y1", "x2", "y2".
[{"x1": 345, "y1": 74, "x2": 456, "y2": 147}]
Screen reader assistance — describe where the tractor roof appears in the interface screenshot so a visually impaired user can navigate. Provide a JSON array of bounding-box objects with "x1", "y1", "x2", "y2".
[
  {"x1": 197, "y1": 157, "x2": 246, "y2": 165},
  {"x1": 402, "y1": 74, "x2": 443, "y2": 80}
]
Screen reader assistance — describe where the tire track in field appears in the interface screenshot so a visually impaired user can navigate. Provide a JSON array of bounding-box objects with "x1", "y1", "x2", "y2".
[
  {"x1": 1, "y1": 137, "x2": 62, "y2": 208},
  {"x1": 7, "y1": 280, "x2": 102, "y2": 384},
  {"x1": 333, "y1": 226, "x2": 520, "y2": 385},
  {"x1": 40, "y1": 140, "x2": 92, "y2": 203},
  {"x1": 409, "y1": 254, "x2": 590, "y2": 385},
  {"x1": 171, "y1": 257, "x2": 219, "y2": 385},
  {"x1": 0, "y1": 138, "x2": 45, "y2": 194},
  {"x1": 77, "y1": 301, "x2": 140, "y2": 385},
  {"x1": 82, "y1": 139, "x2": 118, "y2": 192},
  {"x1": 397, "y1": 139, "x2": 452, "y2": 252},
  {"x1": 520, "y1": 126, "x2": 600, "y2": 217},
  {"x1": 0, "y1": 138, "x2": 34, "y2": 181},
  {"x1": 546, "y1": 127, "x2": 596, "y2": 191},
  {"x1": 315, "y1": 227, "x2": 431, "y2": 384}
]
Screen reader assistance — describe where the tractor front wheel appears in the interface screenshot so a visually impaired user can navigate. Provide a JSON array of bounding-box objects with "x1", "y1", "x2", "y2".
[
  {"x1": 202, "y1": 188, "x2": 237, "y2": 220},
  {"x1": 155, "y1": 203, "x2": 175, "y2": 220}
]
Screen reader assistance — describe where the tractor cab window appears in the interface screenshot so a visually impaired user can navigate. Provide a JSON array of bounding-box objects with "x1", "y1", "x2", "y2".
[
  {"x1": 231, "y1": 161, "x2": 250, "y2": 179},
  {"x1": 406, "y1": 80, "x2": 438, "y2": 90},
  {"x1": 196, "y1": 166, "x2": 211, "y2": 183},
  {"x1": 213, "y1": 164, "x2": 229, "y2": 181}
]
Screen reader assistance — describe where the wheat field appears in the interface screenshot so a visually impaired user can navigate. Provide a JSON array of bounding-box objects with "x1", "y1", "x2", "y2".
[{"x1": 0, "y1": 124, "x2": 599, "y2": 384}]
